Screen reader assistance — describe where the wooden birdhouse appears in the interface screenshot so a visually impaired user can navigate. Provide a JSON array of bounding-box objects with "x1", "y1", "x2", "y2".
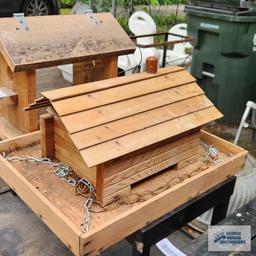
[
  {"x1": 0, "y1": 14, "x2": 135, "y2": 134},
  {"x1": 38, "y1": 66, "x2": 222, "y2": 206}
]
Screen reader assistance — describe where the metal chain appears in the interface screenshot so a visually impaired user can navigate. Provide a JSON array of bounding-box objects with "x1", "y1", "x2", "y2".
[
  {"x1": 82, "y1": 180, "x2": 96, "y2": 232},
  {"x1": 200, "y1": 141, "x2": 223, "y2": 163},
  {"x1": 54, "y1": 166, "x2": 78, "y2": 187},
  {"x1": 2, "y1": 153, "x2": 95, "y2": 232},
  {"x1": 3, "y1": 154, "x2": 59, "y2": 166}
]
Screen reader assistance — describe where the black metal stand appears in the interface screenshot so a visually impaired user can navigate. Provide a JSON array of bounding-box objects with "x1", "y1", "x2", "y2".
[{"x1": 126, "y1": 176, "x2": 236, "y2": 256}]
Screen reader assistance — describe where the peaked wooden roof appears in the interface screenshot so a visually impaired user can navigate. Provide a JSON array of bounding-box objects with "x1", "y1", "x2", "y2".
[
  {"x1": 42, "y1": 66, "x2": 222, "y2": 167},
  {"x1": 0, "y1": 13, "x2": 135, "y2": 72}
]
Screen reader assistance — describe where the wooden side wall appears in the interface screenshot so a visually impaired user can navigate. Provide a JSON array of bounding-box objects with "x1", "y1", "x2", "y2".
[
  {"x1": 97, "y1": 130, "x2": 201, "y2": 205},
  {"x1": 73, "y1": 56, "x2": 118, "y2": 85},
  {"x1": 0, "y1": 52, "x2": 37, "y2": 133},
  {"x1": 53, "y1": 115, "x2": 96, "y2": 185}
]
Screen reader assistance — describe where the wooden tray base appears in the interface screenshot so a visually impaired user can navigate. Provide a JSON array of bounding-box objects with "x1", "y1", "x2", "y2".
[{"x1": 0, "y1": 130, "x2": 247, "y2": 256}]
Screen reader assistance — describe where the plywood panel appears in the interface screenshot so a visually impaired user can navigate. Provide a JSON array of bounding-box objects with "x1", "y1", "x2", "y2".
[{"x1": 0, "y1": 13, "x2": 135, "y2": 72}]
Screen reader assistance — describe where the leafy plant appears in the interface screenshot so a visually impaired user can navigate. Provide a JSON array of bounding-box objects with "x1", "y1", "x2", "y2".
[
  {"x1": 61, "y1": 0, "x2": 188, "y2": 9},
  {"x1": 60, "y1": 0, "x2": 77, "y2": 8}
]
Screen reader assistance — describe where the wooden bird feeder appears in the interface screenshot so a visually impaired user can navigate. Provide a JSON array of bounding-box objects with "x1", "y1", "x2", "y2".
[
  {"x1": 36, "y1": 66, "x2": 223, "y2": 206},
  {"x1": 0, "y1": 13, "x2": 135, "y2": 134}
]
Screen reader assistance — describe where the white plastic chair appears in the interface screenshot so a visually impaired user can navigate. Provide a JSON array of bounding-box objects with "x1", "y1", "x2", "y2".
[
  {"x1": 165, "y1": 23, "x2": 193, "y2": 66},
  {"x1": 118, "y1": 11, "x2": 160, "y2": 73},
  {"x1": 234, "y1": 101, "x2": 256, "y2": 144},
  {"x1": 118, "y1": 11, "x2": 193, "y2": 74}
]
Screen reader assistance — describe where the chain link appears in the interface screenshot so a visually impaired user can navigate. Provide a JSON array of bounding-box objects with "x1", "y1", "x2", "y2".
[
  {"x1": 2, "y1": 153, "x2": 95, "y2": 232},
  {"x1": 200, "y1": 141, "x2": 223, "y2": 163},
  {"x1": 83, "y1": 187, "x2": 96, "y2": 232}
]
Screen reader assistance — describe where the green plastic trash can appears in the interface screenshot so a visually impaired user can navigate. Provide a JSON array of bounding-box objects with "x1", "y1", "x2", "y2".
[
  {"x1": 189, "y1": 0, "x2": 242, "y2": 7},
  {"x1": 186, "y1": 5, "x2": 256, "y2": 124}
]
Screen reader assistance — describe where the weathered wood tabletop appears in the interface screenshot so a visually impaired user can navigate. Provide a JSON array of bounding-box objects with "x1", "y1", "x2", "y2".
[{"x1": 0, "y1": 13, "x2": 135, "y2": 72}]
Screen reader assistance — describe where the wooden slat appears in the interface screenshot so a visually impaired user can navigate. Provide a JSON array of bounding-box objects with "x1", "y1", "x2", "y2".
[
  {"x1": 103, "y1": 146, "x2": 199, "y2": 197},
  {"x1": 54, "y1": 118, "x2": 96, "y2": 183},
  {"x1": 35, "y1": 97, "x2": 49, "y2": 103},
  {"x1": 81, "y1": 107, "x2": 223, "y2": 167},
  {"x1": 104, "y1": 131, "x2": 200, "y2": 177},
  {"x1": 200, "y1": 130, "x2": 244, "y2": 155},
  {"x1": 24, "y1": 102, "x2": 51, "y2": 111},
  {"x1": 42, "y1": 66, "x2": 184, "y2": 101},
  {"x1": 51, "y1": 69, "x2": 195, "y2": 116},
  {"x1": 55, "y1": 146, "x2": 96, "y2": 184},
  {"x1": 0, "y1": 86, "x2": 17, "y2": 97},
  {"x1": 104, "y1": 139, "x2": 199, "y2": 188},
  {"x1": 0, "y1": 116, "x2": 22, "y2": 140},
  {"x1": 176, "y1": 154, "x2": 199, "y2": 169},
  {"x1": 100, "y1": 187, "x2": 130, "y2": 206},
  {"x1": 40, "y1": 114, "x2": 55, "y2": 159},
  {"x1": 0, "y1": 87, "x2": 18, "y2": 105},
  {"x1": 73, "y1": 56, "x2": 118, "y2": 85},
  {"x1": 61, "y1": 82, "x2": 204, "y2": 133},
  {"x1": 71, "y1": 95, "x2": 212, "y2": 149},
  {"x1": 54, "y1": 133, "x2": 97, "y2": 184},
  {"x1": 0, "y1": 130, "x2": 40, "y2": 152}
]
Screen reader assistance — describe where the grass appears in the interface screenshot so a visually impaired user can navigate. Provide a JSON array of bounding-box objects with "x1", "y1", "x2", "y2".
[{"x1": 60, "y1": 8, "x2": 71, "y2": 15}]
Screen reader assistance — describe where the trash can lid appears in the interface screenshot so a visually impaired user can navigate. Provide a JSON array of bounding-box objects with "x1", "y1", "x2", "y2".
[
  {"x1": 187, "y1": 1, "x2": 256, "y2": 17},
  {"x1": 185, "y1": 5, "x2": 256, "y2": 22}
]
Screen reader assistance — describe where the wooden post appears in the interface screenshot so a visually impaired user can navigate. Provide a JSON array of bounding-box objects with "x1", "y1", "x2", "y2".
[
  {"x1": 73, "y1": 56, "x2": 118, "y2": 85},
  {"x1": 40, "y1": 113, "x2": 55, "y2": 159},
  {"x1": 112, "y1": 0, "x2": 117, "y2": 17},
  {"x1": 0, "y1": 52, "x2": 37, "y2": 133},
  {"x1": 130, "y1": 0, "x2": 134, "y2": 15}
]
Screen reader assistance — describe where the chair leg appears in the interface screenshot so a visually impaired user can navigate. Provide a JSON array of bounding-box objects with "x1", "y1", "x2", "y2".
[{"x1": 234, "y1": 103, "x2": 251, "y2": 144}]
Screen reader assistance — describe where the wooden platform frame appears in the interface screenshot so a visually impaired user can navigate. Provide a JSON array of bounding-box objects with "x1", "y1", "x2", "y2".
[{"x1": 0, "y1": 130, "x2": 247, "y2": 256}]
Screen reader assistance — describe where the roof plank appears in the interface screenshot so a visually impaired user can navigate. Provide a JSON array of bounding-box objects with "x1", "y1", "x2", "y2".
[
  {"x1": 61, "y1": 82, "x2": 205, "y2": 133},
  {"x1": 39, "y1": 67, "x2": 222, "y2": 167},
  {"x1": 51, "y1": 69, "x2": 196, "y2": 116},
  {"x1": 42, "y1": 66, "x2": 184, "y2": 101},
  {"x1": 80, "y1": 107, "x2": 223, "y2": 167},
  {"x1": 71, "y1": 95, "x2": 213, "y2": 149}
]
